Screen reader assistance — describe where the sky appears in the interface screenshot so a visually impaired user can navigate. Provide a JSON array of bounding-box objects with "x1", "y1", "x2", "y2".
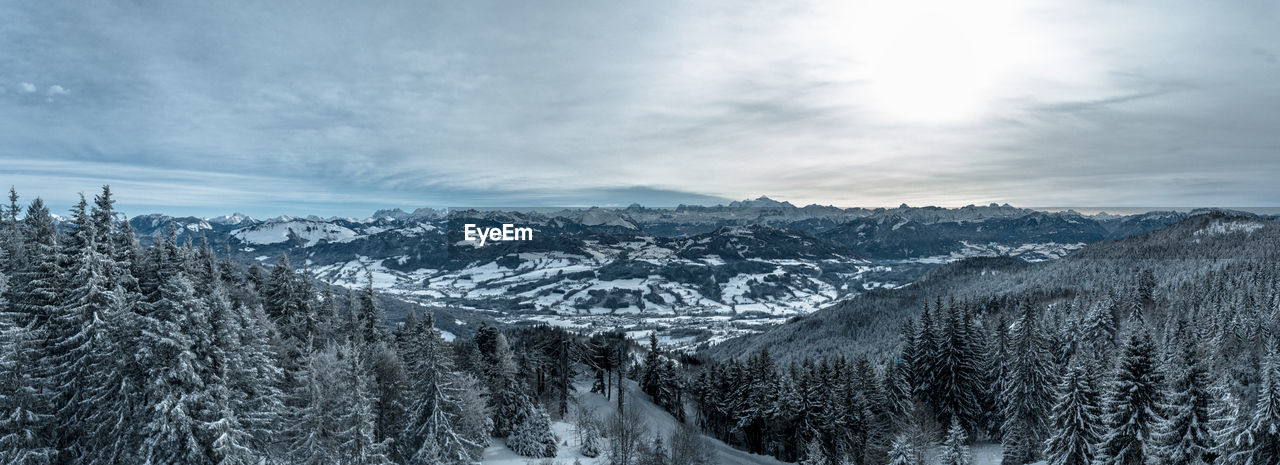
[{"x1": 2, "y1": 0, "x2": 1279, "y2": 218}]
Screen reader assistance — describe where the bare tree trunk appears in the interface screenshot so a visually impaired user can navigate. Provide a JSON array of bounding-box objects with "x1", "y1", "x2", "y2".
[{"x1": 558, "y1": 336, "x2": 569, "y2": 417}]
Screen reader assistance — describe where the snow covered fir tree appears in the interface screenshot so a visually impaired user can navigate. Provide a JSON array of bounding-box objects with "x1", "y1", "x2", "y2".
[
  {"x1": 0, "y1": 187, "x2": 496, "y2": 465},
  {"x1": 3, "y1": 186, "x2": 1280, "y2": 465}
]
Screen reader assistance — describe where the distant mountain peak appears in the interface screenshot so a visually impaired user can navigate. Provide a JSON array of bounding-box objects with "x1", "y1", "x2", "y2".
[
  {"x1": 371, "y1": 208, "x2": 410, "y2": 220},
  {"x1": 729, "y1": 195, "x2": 796, "y2": 209},
  {"x1": 208, "y1": 212, "x2": 255, "y2": 226}
]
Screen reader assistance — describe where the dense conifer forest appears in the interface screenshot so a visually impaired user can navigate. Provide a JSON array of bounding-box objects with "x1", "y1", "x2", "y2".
[{"x1": 681, "y1": 215, "x2": 1280, "y2": 465}]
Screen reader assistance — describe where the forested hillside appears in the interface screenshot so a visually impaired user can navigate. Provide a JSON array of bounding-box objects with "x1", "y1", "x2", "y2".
[
  {"x1": 707, "y1": 212, "x2": 1280, "y2": 361},
  {"x1": 681, "y1": 212, "x2": 1280, "y2": 464}
]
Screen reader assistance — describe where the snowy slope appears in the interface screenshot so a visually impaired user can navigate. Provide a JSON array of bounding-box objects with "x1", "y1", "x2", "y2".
[
  {"x1": 480, "y1": 379, "x2": 786, "y2": 465},
  {"x1": 231, "y1": 220, "x2": 360, "y2": 246}
]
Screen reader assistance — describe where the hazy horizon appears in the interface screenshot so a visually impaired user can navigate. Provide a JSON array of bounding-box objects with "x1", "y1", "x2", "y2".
[{"x1": 10, "y1": 187, "x2": 1280, "y2": 220}]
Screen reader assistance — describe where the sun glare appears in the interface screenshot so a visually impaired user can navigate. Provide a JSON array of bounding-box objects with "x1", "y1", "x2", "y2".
[{"x1": 829, "y1": 0, "x2": 1039, "y2": 124}]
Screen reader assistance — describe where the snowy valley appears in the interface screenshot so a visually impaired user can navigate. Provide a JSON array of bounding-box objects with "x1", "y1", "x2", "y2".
[{"x1": 120, "y1": 199, "x2": 1216, "y2": 351}]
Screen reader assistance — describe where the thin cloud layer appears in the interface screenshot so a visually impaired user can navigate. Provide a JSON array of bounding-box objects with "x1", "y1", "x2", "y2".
[{"x1": 1, "y1": 0, "x2": 1278, "y2": 217}]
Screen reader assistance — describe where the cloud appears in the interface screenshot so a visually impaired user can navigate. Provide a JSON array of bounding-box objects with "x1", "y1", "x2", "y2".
[
  {"x1": 1255, "y1": 48, "x2": 1280, "y2": 65},
  {"x1": 0, "y1": 0, "x2": 1277, "y2": 214}
]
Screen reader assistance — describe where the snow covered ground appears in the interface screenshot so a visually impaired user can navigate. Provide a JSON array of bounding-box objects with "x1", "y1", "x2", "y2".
[
  {"x1": 968, "y1": 443, "x2": 1012, "y2": 465},
  {"x1": 480, "y1": 380, "x2": 785, "y2": 465},
  {"x1": 906, "y1": 242, "x2": 1085, "y2": 264},
  {"x1": 232, "y1": 219, "x2": 360, "y2": 246},
  {"x1": 479, "y1": 378, "x2": 1018, "y2": 465},
  {"x1": 311, "y1": 251, "x2": 870, "y2": 351},
  {"x1": 479, "y1": 422, "x2": 583, "y2": 465},
  {"x1": 313, "y1": 253, "x2": 856, "y2": 318}
]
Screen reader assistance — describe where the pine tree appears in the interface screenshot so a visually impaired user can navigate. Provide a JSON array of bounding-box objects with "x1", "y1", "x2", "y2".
[
  {"x1": 838, "y1": 357, "x2": 877, "y2": 463},
  {"x1": 883, "y1": 359, "x2": 913, "y2": 431},
  {"x1": 1043, "y1": 357, "x2": 1100, "y2": 465},
  {"x1": 1000, "y1": 300, "x2": 1054, "y2": 465},
  {"x1": 110, "y1": 219, "x2": 142, "y2": 297},
  {"x1": 138, "y1": 224, "x2": 181, "y2": 302},
  {"x1": 11, "y1": 198, "x2": 62, "y2": 328},
  {"x1": 733, "y1": 348, "x2": 776, "y2": 455},
  {"x1": 367, "y1": 343, "x2": 408, "y2": 459},
  {"x1": 0, "y1": 302, "x2": 58, "y2": 464},
  {"x1": 0, "y1": 199, "x2": 62, "y2": 464},
  {"x1": 480, "y1": 328, "x2": 527, "y2": 438},
  {"x1": 935, "y1": 302, "x2": 982, "y2": 434},
  {"x1": 1209, "y1": 376, "x2": 1247, "y2": 465},
  {"x1": 886, "y1": 435, "x2": 919, "y2": 465},
  {"x1": 1094, "y1": 330, "x2": 1164, "y2": 465},
  {"x1": 292, "y1": 267, "x2": 320, "y2": 348},
  {"x1": 69, "y1": 189, "x2": 148, "y2": 464},
  {"x1": 581, "y1": 421, "x2": 603, "y2": 458},
  {"x1": 288, "y1": 347, "x2": 343, "y2": 465},
  {"x1": 897, "y1": 318, "x2": 919, "y2": 398},
  {"x1": 205, "y1": 278, "x2": 271, "y2": 465},
  {"x1": 1079, "y1": 299, "x2": 1118, "y2": 360},
  {"x1": 315, "y1": 284, "x2": 344, "y2": 350},
  {"x1": 799, "y1": 438, "x2": 829, "y2": 465},
  {"x1": 642, "y1": 332, "x2": 663, "y2": 396},
  {"x1": 73, "y1": 284, "x2": 141, "y2": 462},
  {"x1": 0, "y1": 188, "x2": 22, "y2": 274},
  {"x1": 208, "y1": 407, "x2": 258, "y2": 465},
  {"x1": 937, "y1": 419, "x2": 972, "y2": 465},
  {"x1": 1150, "y1": 338, "x2": 1214, "y2": 465},
  {"x1": 449, "y1": 372, "x2": 492, "y2": 450},
  {"x1": 264, "y1": 254, "x2": 298, "y2": 328},
  {"x1": 356, "y1": 270, "x2": 388, "y2": 345},
  {"x1": 232, "y1": 302, "x2": 285, "y2": 446},
  {"x1": 1240, "y1": 351, "x2": 1280, "y2": 465},
  {"x1": 973, "y1": 312, "x2": 1006, "y2": 440},
  {"x1": 399, "y1": 314, "x2": 485, "y2": 464},
  {"x1": 912, "y1": 304, "x2": 940, "y2": 407},
  {"x1": 90, "y1": 186, "x2": 117, "y2": 252},
  {"x1": 48, "y1": 220, "x2": 138, "y2": 462},
  {"x1": 641, "y1": 331, "x2": 680, "y2": 416},
  {"x1": 507, "y1": 405, "x2": 557, "y2": 458},
  {"x1": 336, "y1": 345, "x2": 395, "y2": 465},
  {"x1": 135, "y1": 271, "x2": 215, "y2": 465}
]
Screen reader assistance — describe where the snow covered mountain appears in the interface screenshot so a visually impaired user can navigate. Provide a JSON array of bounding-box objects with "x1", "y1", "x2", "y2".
[
  {"x1": 231, "y1": 219, "x2": 361, "y2": 247},
  {"x1": 207, "y1": 212, "x2": 255, "y2": 225}
]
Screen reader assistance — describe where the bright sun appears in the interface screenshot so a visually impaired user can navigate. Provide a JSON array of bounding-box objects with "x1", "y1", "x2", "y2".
[{"x1": 817, "y1": 0, "x2": 1041, "y2": 124}]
